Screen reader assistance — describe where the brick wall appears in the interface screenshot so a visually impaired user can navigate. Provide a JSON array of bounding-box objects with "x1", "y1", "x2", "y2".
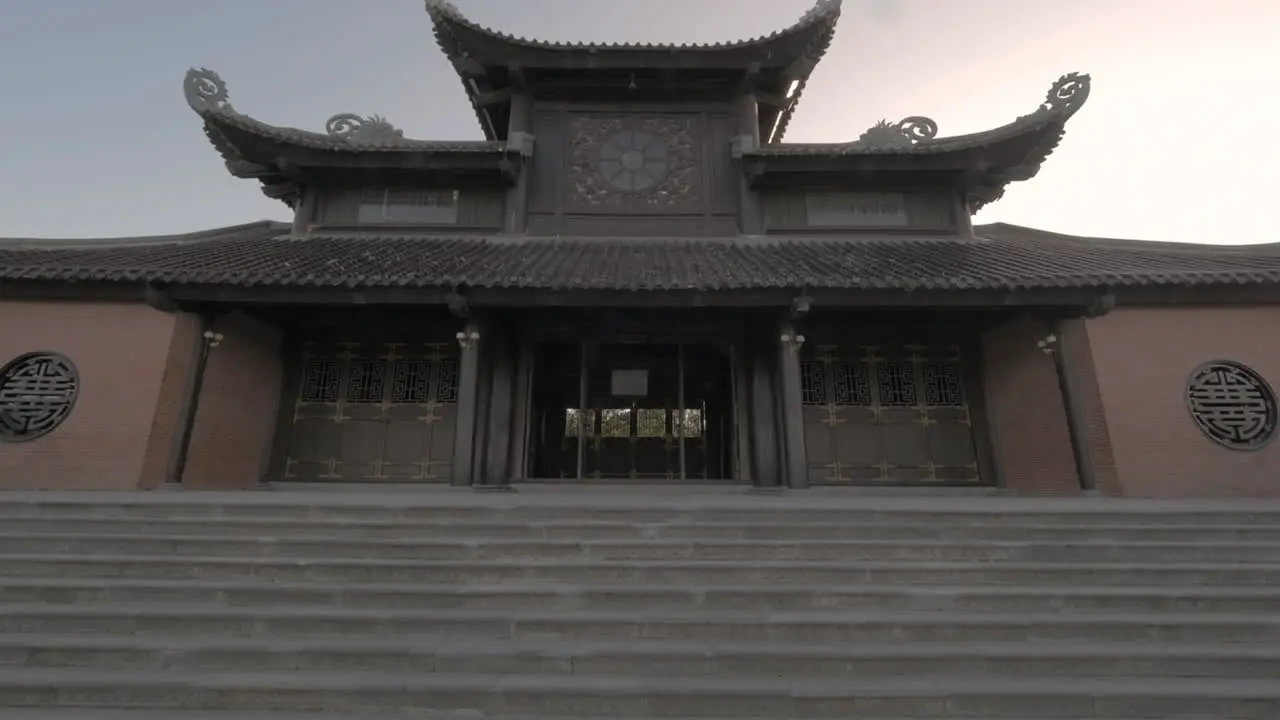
[
  {"x1": 1086, "y1": 306, "x2": 1280, "y2": 497},
  {"x1": 0, "y1": 301, "x2": 185, "y2": 489},
  {"x1": 181, "y1": 311, "x2": 285, "y2": 489},
  {"x1": 980, "y1": 315, "x2": 1082, "y2": 495}
]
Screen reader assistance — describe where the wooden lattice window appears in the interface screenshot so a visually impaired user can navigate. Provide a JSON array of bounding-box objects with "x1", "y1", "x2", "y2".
[
  {"x1": 921, "y1": 361, "x2": 965, "y2": 407},
  {"x1": 357, "y1": 187, "x2": 459, "y2": 224},
  {"x1": 800, "y1": 362, "x2": 825, "y2": 405},
  {"x1": 876, "y1": 360, "x2": 918, "y2": 407},
  {"x1": 298, "y1": 359, "x2": 341, "y2": 403}
]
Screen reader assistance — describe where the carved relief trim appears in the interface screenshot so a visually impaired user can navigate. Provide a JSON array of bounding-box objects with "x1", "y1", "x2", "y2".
[{"x1": 567, "y1": 115, "x2": 701, "y2": 211}]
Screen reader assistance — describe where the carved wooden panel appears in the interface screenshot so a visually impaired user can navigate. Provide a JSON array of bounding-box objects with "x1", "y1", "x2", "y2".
[
  {"x1": 799, "y1": 343, "x2": 981, "y2": 485},
  {"x1": 566, "y1": 115, "x2": 702, "y2": 213},
  {"x1": 283, "y1": 342, "x2": 458, "y2": 482},
  {"x1": 763, "y1": 191, "x2": 956, "y2": 231},
  {"x1": 314, "y1": 187, "x2": 504, "y2": 228}
]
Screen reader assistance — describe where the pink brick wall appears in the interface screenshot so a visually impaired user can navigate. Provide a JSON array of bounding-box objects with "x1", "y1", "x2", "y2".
[
  {"x1": 1086, "y1": 306, "x2": 1280, "y2": 497},
  {"x1": 0, "y1": 301, "x2": 184, "y2": 489}
]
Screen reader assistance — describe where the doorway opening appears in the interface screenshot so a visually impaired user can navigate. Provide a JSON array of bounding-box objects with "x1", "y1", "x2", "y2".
[{"x1": 528, "y1": 342, "x2": 736, "y2": 481}]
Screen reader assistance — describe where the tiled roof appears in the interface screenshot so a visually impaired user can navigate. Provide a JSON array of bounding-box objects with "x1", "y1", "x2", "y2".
[
  {"x1": 425, "y1": 0, "x2": 841, "y2": 52},
  {"x1": 425, "y1": 0, "x2": 842, "y2": 142},
  {"x1": 2, "y1": 221, "x2": 1279, "y2": 294},
  {"x1": 746, "y1": 73, "x2": 1091, "y2": 211}
]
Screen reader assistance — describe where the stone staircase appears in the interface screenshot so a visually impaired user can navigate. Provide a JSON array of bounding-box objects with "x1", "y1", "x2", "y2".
[{"x1": 0, "y1": 489, "x2": 1279, "y2": 719}]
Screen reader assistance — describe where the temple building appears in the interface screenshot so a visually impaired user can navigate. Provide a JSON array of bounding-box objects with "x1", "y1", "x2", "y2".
[{"x1": 1, "y1": 0, "x2": 1278, "y2": 496}]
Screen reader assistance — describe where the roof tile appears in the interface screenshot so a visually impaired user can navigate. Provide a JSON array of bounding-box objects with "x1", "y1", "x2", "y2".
[{"x1": 2, "y1": 222, "x2": 1279, "y2": 294}]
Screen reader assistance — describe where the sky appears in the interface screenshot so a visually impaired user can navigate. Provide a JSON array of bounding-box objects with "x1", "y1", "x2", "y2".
[{"x1": 0, "y1": 0, "x2": 1275, "y2": 244}]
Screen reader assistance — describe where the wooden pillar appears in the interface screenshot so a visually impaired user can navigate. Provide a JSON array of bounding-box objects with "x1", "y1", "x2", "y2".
[
  {"x1": 450, "y1": 319, "x2": 483, "y2": 487},
  {"x1": 290, "y1": 187, "x2": 315, "y2": 237},
  {"x1": 677, "y1": 343, "x2": 688, "y2": 481},
  {"x1": 575, "y1": 343, "x2": 589, "y2": 482},
  {"x1": 729, "y1": 344, "x2": 752, "y2": 484},
  {"x1": 508, "y1": 336, "x2": 535, "y2": 482},
  {"x1": 504, "y1": 92, "x2": 533, "y2": 234},
  {"x1": 1049, "y1": 317, "x2": 1098, "y2": 493},
  {"x1": 777, "y1": 323, "x2": 809, "y2": 489},
  {"x1": 734, "y1": 93, "x2": 764, "y2": 235},
  {"x1": 748, "y1": 344, "x2": 781, "y2": 488},
  {"x1": 480, "y1": 327, "x2": 516, "y2": 489}
]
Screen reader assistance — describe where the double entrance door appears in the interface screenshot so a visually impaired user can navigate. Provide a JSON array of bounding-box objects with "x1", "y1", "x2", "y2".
[{"x1": 529, "y1": 343, "x2": 732, "y2": 481}]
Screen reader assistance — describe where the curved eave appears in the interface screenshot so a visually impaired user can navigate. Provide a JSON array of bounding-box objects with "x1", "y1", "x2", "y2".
[
  {"x1": 183, "y1": 68, "x2": 514, "y2": 207},
  {"x1": 426, "y1": 0, "x2": 840, "y2": 66},
  {"x1": 426, "y1": 0, "x2": 841, "y2": 142},
  {"x1": 745, "y1": 73, "x2": 1091, "y2": 209}
]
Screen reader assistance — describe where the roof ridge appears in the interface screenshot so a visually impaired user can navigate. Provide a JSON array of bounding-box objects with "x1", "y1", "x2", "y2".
[
  {"x1": 0, "y1": 219, "x2": 286, "y2": 250},
  {"x1": 423, "y1": 0, "x2": 842, "y2": 52},
  {"x1": 978, "y1": 222, "x2": 1280, "y2": 254}
]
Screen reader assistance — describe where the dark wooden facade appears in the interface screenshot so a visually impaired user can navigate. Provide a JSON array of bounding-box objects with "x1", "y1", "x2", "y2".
[
  {"x1": 102, "y1": 1, "x2": 1117, "y2": 490},
  {"x1": 260, "y1": 308, "x2": 997, "y2": 488}
]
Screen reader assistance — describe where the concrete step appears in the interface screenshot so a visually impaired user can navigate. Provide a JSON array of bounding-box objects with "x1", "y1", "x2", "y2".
[
  {"x1": 7, "y1": 634, "x2": 1280, "y2": 679},
  {"x1": 6, "y1": 577, "x2": 1280, "y2": 614},
  {"x1": 5, "y1": 494, "x2": 1280, "y2": 526},
  {"x1": 3, "y1": 553, "x2": 1279, "y2": 586},
  {"x1": 4, "y1": 604, "x2": 1278, "y2": 644},
  {"x1": 0, "y1": 667, "x2": 1277, "y2": 717},
  {"x1": 7, "y1": 515, "x2": 1280, "y2": 542},
  {"x1": 5, "y1": 532, "x2": 1279, "y2": 564},
  {"x1": 3, "y1": 713, "x2": 1057, "y2": 720}
]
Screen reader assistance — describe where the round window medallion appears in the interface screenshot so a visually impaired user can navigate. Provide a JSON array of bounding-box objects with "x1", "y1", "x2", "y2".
[
  {"x1": 0, "y1": 352, "x2": 80, "y2": 443},
  {"x1": 596, "y1": 130, "x2": 669, "y2": 192},
  {"x1": 1185, "y1": 360, "x2": 1277, "y2": 450}
]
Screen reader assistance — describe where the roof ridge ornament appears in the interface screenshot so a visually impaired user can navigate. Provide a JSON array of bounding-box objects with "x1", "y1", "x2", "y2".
[
  {"x1": 325, "y1": 114, "x2": 406, "y2": 143},
  {"x1": 184, "y1": 67, "x2": 234, "y2": 115},
  {"x1": 851, "y1": 116, "x2": 939, "y2": 150},
  {"x1": 1040, "y1": 72, "x2": 1091, "y2": 115}
]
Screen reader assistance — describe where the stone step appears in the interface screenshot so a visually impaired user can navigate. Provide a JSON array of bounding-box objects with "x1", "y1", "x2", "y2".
[
  {"x1": 5, "y1": 496, "x2": 1280, "y2": 526},
  {"x1": 3, "y1": 553, "x2": 1279, "y2": 586},
  {"x1": 0, "y1": 707, "x2": 1177, "y2": 712},
  {"x1": 7, "y1": 515, "x2": 1280, "y2": 542},
  {"x1": 7, "y1": 634, "x2": 1280, "y2": 679},
  {"x1": 5, "y1": 532, "x2": 1280, "y2": 564},
  {"x1": 4, "y1": 604, "x2": 1277, "y2": 644},
  {"x1": 7, "y1": 577, "x2": 1280, "y2": 614},
  {"x1": 0, "y1": 713, "x2": 1049, "y2": 720},
  {"x1": 0, "y1": 667, "x2": 1277, "y2": 717}
]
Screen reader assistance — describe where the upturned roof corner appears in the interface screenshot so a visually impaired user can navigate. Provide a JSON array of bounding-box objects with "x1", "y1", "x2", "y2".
[
  {"x1": 181, "y1": 67, "x2": 515, "y2": 207},
  {"x1": 424, "y1": 0, "x2": 843, "y2": 142},
  {"x1": 745, "y1": 72, "x2": 1093, "y2": 211}
]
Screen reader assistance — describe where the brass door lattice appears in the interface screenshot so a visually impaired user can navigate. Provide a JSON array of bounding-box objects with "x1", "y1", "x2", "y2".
[
  {"x1": 283, "y1": 342, "x2": 459, "y2": 482},
  {"x1": 799, "y1": 344, "x2": 979, "y2": 485}
]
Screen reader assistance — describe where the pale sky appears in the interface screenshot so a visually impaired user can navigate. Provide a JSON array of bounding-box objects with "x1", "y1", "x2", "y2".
[{"x1": 0, "y1": 0, "x2": 1274, "y2": 244}]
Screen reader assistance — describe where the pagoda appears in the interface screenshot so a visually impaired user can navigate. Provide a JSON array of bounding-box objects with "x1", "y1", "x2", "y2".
[{"x1": 1, "y1": 0, "x2": 1278, "y2": 497}]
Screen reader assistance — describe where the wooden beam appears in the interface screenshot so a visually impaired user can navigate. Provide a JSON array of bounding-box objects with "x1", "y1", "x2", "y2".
[
  {"x1": 451, "y1": 57, "x2": 487, "y2": 76},
  {"x1": 261, "y1": 181, "x2": 300, "y2": 200},
  {"x1": 143, "y1": 283, "x2": 178, "y2": 313},
  {"x1": 507, "y1": 64, "x2": 528, "y2": 90},
  {"x1": 474, "y1": 87, "x2": 513, "y2": 106},
  {"x1": 446, "y1": 291, "x2": 470, "y2": 318},
  {"x1": 737, "y1": 62, "x2": 763, "y2": 94},
  {"x1": 224, "y1": 160, "x2": 277, "y2": 178}
]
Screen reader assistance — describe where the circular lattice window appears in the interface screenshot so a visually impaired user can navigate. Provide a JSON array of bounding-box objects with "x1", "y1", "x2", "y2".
[
  {"x1": 596, "y1": 131, "x2": 669, "y2": 192},
  {"x1": 1185, "y1": 360, "x2": 1277, "y2": 450},
  {"x1": 0, "y1": 352, "x2": 80, "y2": 443}
]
